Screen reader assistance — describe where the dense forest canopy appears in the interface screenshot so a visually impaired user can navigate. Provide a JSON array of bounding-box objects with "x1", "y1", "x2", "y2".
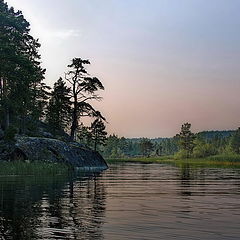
[{"x1": 0, "y1": 0, "x2": 47, "y2": 132}]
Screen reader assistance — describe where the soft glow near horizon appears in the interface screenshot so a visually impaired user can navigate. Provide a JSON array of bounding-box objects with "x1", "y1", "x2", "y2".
[{"x1": 6, "y1": 0, "x2": 240, "y2": 137}]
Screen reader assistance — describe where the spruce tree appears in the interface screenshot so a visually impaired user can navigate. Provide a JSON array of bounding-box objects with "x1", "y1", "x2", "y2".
[
  {"x1": 90, "y1": 115, "x2": 107, "y2": 151},
  {"x1": 46, "y1": 77, "x2": 71, "y2": 131}
]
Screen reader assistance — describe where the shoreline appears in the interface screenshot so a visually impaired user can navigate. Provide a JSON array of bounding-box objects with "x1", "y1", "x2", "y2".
[{"x1": 106, "y1": 154, "x2": 240, "y2": 167}]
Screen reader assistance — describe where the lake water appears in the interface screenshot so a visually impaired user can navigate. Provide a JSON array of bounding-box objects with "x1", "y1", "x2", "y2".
[{"x1": 0, "y1": 163, "x2": 240, "y2": 239}]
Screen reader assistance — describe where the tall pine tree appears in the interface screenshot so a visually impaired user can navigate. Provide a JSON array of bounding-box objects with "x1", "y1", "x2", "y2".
[
  {"x1": 65, "y1": 58, "x2": 104, "y2": 140},
  {"x1": 0, "y1": 0, "x2": 48, "y2": 132}
]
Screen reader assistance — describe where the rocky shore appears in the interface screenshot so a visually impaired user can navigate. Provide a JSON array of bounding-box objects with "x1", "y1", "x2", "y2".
[{"x1": 0, "y1": 136, "x2": 108, "y2": 171}]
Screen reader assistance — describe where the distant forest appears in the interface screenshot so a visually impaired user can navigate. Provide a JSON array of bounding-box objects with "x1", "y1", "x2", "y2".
[{"x1": 100, "y1": 130, "x2": 236, "y2": 158}]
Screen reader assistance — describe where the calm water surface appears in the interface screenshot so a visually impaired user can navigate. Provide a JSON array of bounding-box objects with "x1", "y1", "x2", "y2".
[{"x1": 0, "y1": 163, "x2": 240, "y2": 239}]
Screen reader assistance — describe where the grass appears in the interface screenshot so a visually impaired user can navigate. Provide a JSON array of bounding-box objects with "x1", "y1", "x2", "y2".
[
  {"x1": 106, "y1": 154, "x2": 240, "y2": 168},
  {"x1": 106, "y1": 155, "x2": 173, "y2": 164},
  {"x1": 0, "y1": 161, "x2": 71, "y2": 176}
]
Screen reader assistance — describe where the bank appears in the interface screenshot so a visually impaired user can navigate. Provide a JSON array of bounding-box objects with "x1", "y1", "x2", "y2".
[{"x1": 106, "y1": 154, "x2": 240, "y2": 167}]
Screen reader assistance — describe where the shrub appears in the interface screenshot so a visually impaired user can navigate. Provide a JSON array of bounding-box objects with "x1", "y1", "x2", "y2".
[
  {"x1": 192, "y1": 142, "x2": 217, "y2": 158},
  {"x1": 174, "y1": 149, "x2": 189, "y2": 159}
]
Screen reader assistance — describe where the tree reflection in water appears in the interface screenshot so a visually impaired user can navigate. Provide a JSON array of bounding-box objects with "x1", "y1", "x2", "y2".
[{"x1": 0, "y1": 172, "x2": 106, "y2": 239}]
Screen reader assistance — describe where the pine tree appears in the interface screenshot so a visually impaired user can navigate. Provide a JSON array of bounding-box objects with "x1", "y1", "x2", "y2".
[
  {"x1": 46, "y1": 78, "x2": 71, "y2": 131},
  {"x1": 0, "y1": 0, "x2": 48, "y2": 132},
  {"x1": 90, "y1": 114, "x2": 107, "y2": 151},
  {"x1": 175, "y1": 122, "x2": 196, "y2": 157},
  {"x1": 65, "y1": 58, "x2": 104, "y2": 140}
]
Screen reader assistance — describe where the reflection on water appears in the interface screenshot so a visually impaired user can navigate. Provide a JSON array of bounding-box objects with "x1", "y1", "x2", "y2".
[
  {"x1": 0, "y1": 173, "x2": 106, "y2": 240},
  {"x1": 0, "y1": 163, "x2": 240, "y2": 239}
]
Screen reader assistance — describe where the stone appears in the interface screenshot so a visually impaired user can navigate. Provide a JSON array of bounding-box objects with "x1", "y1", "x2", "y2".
[{"x1": 0, "y1": 137, "x2": 108, "y2": 171}]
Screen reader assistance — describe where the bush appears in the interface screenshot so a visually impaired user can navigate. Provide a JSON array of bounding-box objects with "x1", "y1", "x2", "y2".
[
  {"x1": 174, "y1": 149, "x2": 189, "y2": 159},
  {"x1": 192, "y1": 142, "x2": 217, "y2": 158}
]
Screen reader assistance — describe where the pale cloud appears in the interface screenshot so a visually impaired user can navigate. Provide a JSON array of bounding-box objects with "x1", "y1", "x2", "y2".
[
  {"x1": 53, "y1": 29, "x2": 81, "y2": 39},
  {"x1": 37, "y1": 28, "x2": 81, "y2": 41}
]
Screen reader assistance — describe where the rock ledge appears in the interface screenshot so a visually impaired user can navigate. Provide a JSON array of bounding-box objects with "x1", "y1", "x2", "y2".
[{"x1": 1, "y1": 137, "x2": 108, "y2": 171}]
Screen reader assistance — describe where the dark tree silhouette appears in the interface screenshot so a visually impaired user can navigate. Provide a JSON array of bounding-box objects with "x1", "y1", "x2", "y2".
[
  {"x1": 65, "y1": 58, "x2": 104, "y2": 141},
  {"x1": 0, "y1": 0, "x2": 48, "y2": 132},
  {"x1": 90, "y1": 112, "x2": 107, "y2": 151},
  {"x1": 46, "y1": 77, "x2": 71, "y2": 131}
]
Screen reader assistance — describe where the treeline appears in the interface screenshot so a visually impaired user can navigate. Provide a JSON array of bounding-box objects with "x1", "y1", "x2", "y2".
[
  {"x1": 175, "y1": 123, "x2": 240, "y2": 159},
  {"x1": 0, "y1": 1, "x2": 107, "y2": 148},
  {"x1": 101, "y1": 128, "x2": 238, "y2": 159},
  {"x1": 101, "y1": 135, "x2": 178, "y2": 158}
]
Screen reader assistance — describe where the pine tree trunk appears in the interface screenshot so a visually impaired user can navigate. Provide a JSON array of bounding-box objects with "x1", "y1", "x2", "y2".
[
  {"x1": 70, "y1": 79, "x2": 78, "y2": 141},
  {"x1": 70, "y1": 100, "x2": 78, "y2": 141}
]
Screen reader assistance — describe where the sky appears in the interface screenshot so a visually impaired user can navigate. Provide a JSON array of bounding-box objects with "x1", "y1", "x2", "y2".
[{"x1": 6, "y1": 0, "x2": 240, "y2": 138}]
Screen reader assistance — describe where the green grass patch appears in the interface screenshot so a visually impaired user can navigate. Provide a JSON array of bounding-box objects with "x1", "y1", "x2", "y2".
[
  {"x1": 106, "y1": 155, "x2": 174, "y2": 164},
  {"x1": 0, "y1": 161, "x2": 71, "y2": 176}
]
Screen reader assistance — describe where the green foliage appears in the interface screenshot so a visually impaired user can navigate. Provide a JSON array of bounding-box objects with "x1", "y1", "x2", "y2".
[
  {"x1": 106, "y1": 155, "x2": 173, "y2": 164},
  {"x1": 206, "y1": 154, "x2": 240, "y2": 163},
  {"x1": 90, "y1": 115, "x2": 107, "y2": 151},
  {"x1": 102, "y1": 135, "x2": 130, "y2": 158},
  {"x1": 109, "y1": 148, "x2": 125, "y2": 159},
  {"x1": 230, "y1": 127, "x2": 240, "y2": 154},
  {"x1": 152, "y1": 138, "x2": 178, "y2": 155},
  {"x1": 192, "y1": 138, "x2": 217, "y2": 158},
  {"x1": 139, "y1": 138, "x2": 154, "y2": 157},
  {"x1": 107, "y1": 154, "x2": 240, "y2": 168},
  {"x1": 175, "y1": 123, "x2": 196, "y2": 157},
  {"x1": 174, "y1": 125, "x2": 234, "y2": 159},
  {"x1": 174, "y1": 149, "x2": 190, "y2": 159},
  {"x1": 102, "y1": 136, "x2": 179, "y2": 158}
]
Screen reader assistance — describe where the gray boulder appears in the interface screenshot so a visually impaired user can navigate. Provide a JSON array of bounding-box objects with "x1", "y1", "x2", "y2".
[{"x1": 1, "y1": 137, "x2": 108, "y2": 171}]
